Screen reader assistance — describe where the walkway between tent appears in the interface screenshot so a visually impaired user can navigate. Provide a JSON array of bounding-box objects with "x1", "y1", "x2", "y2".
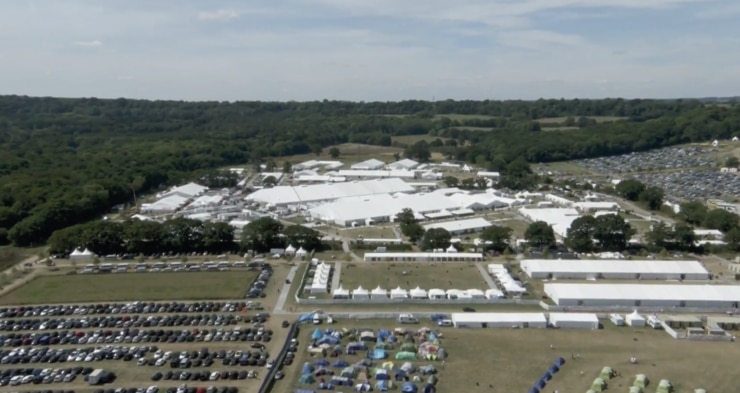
[
  {"x1": 331, "y1": 261, "x2": 343, "y2": 292},
  {"x1": 273, "y1": 264, "x2": 300, "y2": 314},
  {"x1": 475, "y1": 262, "x2": 498, "y2": 289}
]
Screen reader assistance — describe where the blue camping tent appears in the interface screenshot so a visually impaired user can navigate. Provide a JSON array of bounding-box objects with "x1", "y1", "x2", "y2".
[
  {"x1": 548, "y1": 365, "x2": 560, "y2": 374},
  {"x1": 376, "y1": 380, "x2": 389, "y2": 391},
  {"x1": 555, "y1": 357, "x2": 566, "y2": 366},
  {"x1": 301, "y1": 363, "x2": 314, "y2": 374},
  {"x1": 333, "y1": 360, "x2": 349, "y2": 368},
  {"x1": 387, "y1": 335, "x2": 397, "y2": 343},
  {"x1": 401, "y1": 382, "x2": 418, "y2": 393},
  {"x1": 378, "y1": 329, "x2": 391, "y2": 340},
  {"x1": 295, "y1": 390, "x2": 316, "y2": 393},
  {"x1": 542, "y1": 372, "x2": 552, "y2": 381},
  {"x1": 422, "y1": 383, "x2": 436, "y2": 393},
  {"x1": 370, "y1": 349, "x2": 386, "y2": 360},
  {"x1": 536, "y1": 379, "x2": 546, "y2": 390},
  {"x1": 528, "y1": 387, "x2": 540, "y2": 393},
  {"x1": 376, "y1": 373, "x2": 390, "y2": 380},
  {"x1": 314, "y1": 359, "x2": 330, "y2": 367},
  {"x1": 312, "y1": 329, "x2": 324, "y2": 340},
  {"x1": 298, "y1": 314, "x2": 313, "y2": 324}
]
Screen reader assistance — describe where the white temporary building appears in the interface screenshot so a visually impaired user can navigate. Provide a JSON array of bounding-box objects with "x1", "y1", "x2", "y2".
[
  {"x1": 308, "y1": 192, "x2": 461, "y2": 227},
  {"x1": 70, "y1": 248, "x2": 95, "y2": 260},
  {"x1": 351, "y1": 159, "x2": 385, "y2": 170},
  {"x1": 371, "y1": 286, "x2": 388, "y2": 299},
  {"x1": 518, "y1": 208, "x2": 581, "y2": 238},
  {"x1": 422, "y1": 217, "x2": 492, "y2": 235},
  {"x1": 520, "y1": 259, "x2": 710, "y2": 280},
  {"x1": 476, "y1": 171, "x2": 500, "y2": 178},
  {"x1": 409, "y1": 287, "x2": 427, "y2": 299},
  {"x1": 295, "y1": 247, "x2": 308, "y2": 258},
  {"x1": 309, "y1": 262, "x2": 332, "y2": 294},
  {"x1": 625, "y1": 311, "x2": 646, "y2": 327},
  {"x1": 467, "y1": 289, "x2": 485, "y2": 299},
  {"x1": 364, "y1": 252, "x2": 484, "y2": 262},
  {"x1": 390, "y1": 287, "x2": 409, "y2": 299},
  {"x1": 485, "y1": 289, "x2": 505, "y2": 299},
  {"x1": 545, "y1": 283, "x2": 740, "y2": 308},
  {"x1": 141, "y1": 194, "x2": 190, "y2": 213},
  {"x1": 332, "y1": 286, "x2": 350, "y2": 299},
  {"x1": 450, "y1": 313, "x2": 548, "y2": 328},
  {"x1": 428, "y1": 288, "x2": 446, "y2": 300},
  {"x1": 285, "y1": 244, "x2": 297, "y2": 256},
  {"x1": 330, "y1": 169, "x2": 417, "y2": 179},
  {"x1": 246, "y1": 178, "x2": 415, "y2": 206},
  {"x1": 387, "y1": 158, "x2": 419, "y2": 170},
  {"x1": 488, "y1": 264, "x2": 507, "y2": 275},
  {"x1": 352, "y1": 286, "x2": 369, "y2": 300},
  {"x1": 544, "y1": 193, "x2": 574, "y2": 207},
  {"x1": 160, "y1": 182, "x2": 208, "y2": 199},
  {"x1": 549, "y1": 313, "x2": 600, "y2": 329}
]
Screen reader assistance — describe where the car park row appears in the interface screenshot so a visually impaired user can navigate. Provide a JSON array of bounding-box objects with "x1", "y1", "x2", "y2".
[
  {"x1": 3, "y1": 383, "x2": 242, "y2": 393},
  {"x1": 0, "y1": 314, "x2": 246, "y2": 331},
  {"x1": 0, "y1": 324, "x2": 272, "y2": 347},
  {"x1": 245, "y1": 267, "x2": 272, "y2": 299},
  {"x1": 0, "y1": 302, "x2": 260, "y2": 318}
]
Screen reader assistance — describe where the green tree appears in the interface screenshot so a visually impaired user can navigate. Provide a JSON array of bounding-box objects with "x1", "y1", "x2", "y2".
[
  {"x1": 311, "y1": 144, "x2": 323, "y2": 156},
  {"x1": 645, "y1": 221, "x2": 671, "y2": 249},
  {"x1": 48, "y1": 225, "x2": 86, "y2": 255},
  {"x1": 283, "y1": 224, "x2": 322, "y2": 251},
  {"x1": 401, "y1": 222, "x2": 425, "y2": 243},
  {"x1": 460, "y1": 178, "x2": 476, "y2": 189},
  {"x1": 565, "y1": 215, "x2": 597, "y2": 252},
  {"x1": 395, "y1": 208, "x2": 416, "y2": 226},
  {"x1": 404, "y1": 141, "x2": 431, "y2": 162},
  {"x1": 639, "y1": 186, "x2": 664, "y2": 211},
  {"x1": 725, "y1": 227, "x2": 740, "y2": 251},
  {"x1": 123, "y1": 219, "x2": 165, "y2": 255},
  {"x1": 592, "y1": 214, "x2": 633, "y2": 251},
  {"x1": 671, "y1": 223, "x2": 697, "y2": 250},
  {"x1": 81, "y1": 221, "x2": 125, "y2": 255},
  {"x1": 329, "y1": 147, "x2": 341, "y2": 158},
  {"x1": 162, "y1": 218, "x2": 204, "y2": 253},
  {"x1": 724, "y1": 155, "x2": 739, "y2": 168},
  {"x1": 422, "y1": 228, "x2": 451, "y2": 250},
  {"x1": 678, "y1": 200, "x2": 708, "y2": 225},
  {"x1": 240, "y1": 217, "x2": 284, "y2": 252},
  {"x1": 524, "y1": 221, "x2": 555, "y2": 248},
  {"x1": 479, "y1": 225, "x2": 513, "y2": 252},
  {"x1": 443, "y1": 176, "x2": 459, "y2": 188},
  {"x1": 703, "y1": 209, "x2": 739, "y2": 233},
  {"x1": 262, "y1": 175, "x2": 278, "y2": 187},
  {"x1": 203, "y1": 222, "x2": 236, "y2": 253},
  {"x1": 282, "y1": 161, "x2": 292, "y2": 173},
  {"x1": 615, "y1": 179, "x2": 646, "y2": 201}
]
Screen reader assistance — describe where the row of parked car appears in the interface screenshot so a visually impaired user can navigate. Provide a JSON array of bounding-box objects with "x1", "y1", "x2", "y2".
[
  {"x1": 1, "y1": 325, "x2": 273, "y2": 347},
  {"x1": 0, "y1": 366, "x2": 98, "y2": 386},
  {"x1": 0, "y1": 314, "x2": 248, "y2": 332},
  {"x1": 95, "y1": 385, "x2": 240, "y2": 393},
  {"x1": 0, "y1": 302, "x2": 258, "y2": 319},
  {"x1": 1, "y1": 345, "x2": 153, "y2": 364},
  {"x1": 150, "y1": 369, "x2": 259, "y2": 382},
  {"x1": 245, "y1": 267, "x2": 272, "y2": 299},
  {"x1": 138, "y1": 346, "x2": 271, "y2": 368}
]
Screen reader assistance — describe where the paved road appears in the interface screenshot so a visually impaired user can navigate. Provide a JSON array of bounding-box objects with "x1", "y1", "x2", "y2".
[
  {"x1": 331, "y1": 261, "x2": 342, "y2": 291},
  {"x1": 273, "y1": 265, "x2": 299, "y2": 314},
  {"x1": 391, "y1": 225, "x2": 402, "y2": 240},
  {"x1": 475, "y1": 262, "x2": 498, "y2": 289}
]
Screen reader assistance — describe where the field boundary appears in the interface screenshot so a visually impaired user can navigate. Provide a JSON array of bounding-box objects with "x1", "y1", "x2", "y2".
[{"x1": 293, "y1": 297, "x2": 540, "y2": 305}]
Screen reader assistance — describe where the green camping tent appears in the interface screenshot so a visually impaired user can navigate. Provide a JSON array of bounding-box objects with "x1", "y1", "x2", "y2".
[
  {"x1": 656, "y1": 379, "x2": 672, "y2": 393},
  {"x1": 400, "y1": 343, "x2": 416, "y2": 352},
  {"x1": 591, "y1": 378, "x2": 607, "y2": 392},
  {"x1": 586, "y1": 390, "x2": 596, "y2": 393},
  {"x1": 395, "y1": 351, "x2": 418, "y2": 361},
  {"x1": 693, "y1": 389, "x2": 707, "y2": 393},
  {"x1": 634, "y1": 374, "x2": 649, "y2": 388},
  {"x1": 599, "y1": 367, "x2": 614, "y2": 380},
  {"x1": 299, "y1": 374, "x2": 316, "y2": 384},
  {"x1": 427, "y1": 375, "x2": 438, "y2": 386},
  {"x1": 629, "y1": 386, "x2": 643, "y2": 393}
]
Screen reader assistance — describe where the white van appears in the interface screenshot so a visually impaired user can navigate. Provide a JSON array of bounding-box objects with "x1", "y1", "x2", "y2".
[
  {"x1": 437, "y1": 319, "x2": 453, "y2": 327},
  {"x1": 312, "y1": 314, "x2": 322, "y2": 325},
  {"x1": 397, "y1": 314, "x2": 419, "y2": 324}
]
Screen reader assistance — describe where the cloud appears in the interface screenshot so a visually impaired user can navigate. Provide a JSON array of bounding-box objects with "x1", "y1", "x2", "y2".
[
  {"x1": 117, "y1": 75, "x2": 135, "y2": 81},
  {"x1": 72, "y1": 40, "x2": 103, "y2": 47},
  {"x1": 197, "y1": 9, "x2": 239, "y2": 21}
]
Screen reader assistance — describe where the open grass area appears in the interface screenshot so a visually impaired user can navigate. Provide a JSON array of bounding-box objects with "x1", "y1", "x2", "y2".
[
  {"x1": 0, "y1": 246, "x2": 43, "y2": 272},
  {"x1": 338, "y1": 226, "x2": 398, "y2": 240},
  {"x1": 542, "y1": 126, "x2": 580, "y2": 131},
  {"x1": 274, "y1": 320, "x2": 740, "y2": 393},
  {"x1": 392, "y1": 135, "x2": 446, "y2": 145},
  {"x1": 535, "y1": 161, "x2": 600, "y2": 176},
  {"x1": 339, "y1": 262, "x2": 489, "y2": 291},
  {"x1": 0, "y1": 271, "x2": 257, "y2": 304},
  {"x1": 287, "y1": 143, "x2": 403, "y2": 166}
]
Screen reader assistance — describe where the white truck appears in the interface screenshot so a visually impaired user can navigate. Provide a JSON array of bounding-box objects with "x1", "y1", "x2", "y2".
[{"x1": 397, "y1": 314, "x2": 419, "y2": 324}]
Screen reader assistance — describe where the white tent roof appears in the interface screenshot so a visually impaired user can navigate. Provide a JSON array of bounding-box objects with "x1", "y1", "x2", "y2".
[
  {"x1": 296, "y1": 246, "x2": 307, "y2": 255},
  {"x1": 422, "y1": 217, "x2": 492, "y2": 233},
  {"x1": 549, "y1": 313, "x2": 599, "y2": 324},
  {"x1": 467, "y1": 289, "x2": 485, "y2": 296},
  {"x1": 521, "y1": 259, "x2": 709, "y2": 277},
  {"x1": 371, "y1": 286, "x2": 387, "y2": 295},
  {"x1": 70, "y1": 248, "x2": 84, "y2": 256},
  {"x1": 333, "y1": 286, "x2": 350, "y2": 296},
  {"x1": 246, "y1": 178, "x2": 415, "y2": 206},
  {"x1": 352, "y1": 286, "x2": 369, "y2": 295},
  {"x1": 409, "y1": 286, "x2": 427, "y2": 296},
  {"x1": 286, "y1": 244, "x2": 297, "y2": 252},
  {"x1": 428, "y1": 288, "x2": 445, "y2": 296},
  {"x1": 387, "y1": 158, "x2": 419, "y2": 170},
  {"x1": 446, "y1": 245, "x2": 458, "y2": 253},
  {"x1": 308, "y1": 192, "x2": 460, "y2": 224},
  {"x1": 162, "y1": 182, "x2": 208, "y2": 198},
  {"x1": 351, "y1": 158, "x2": 385, "y2": 169},
  {"x1": 518, "y1": 207, "x2": 581, "y2": 238},
  {"x1": 626, "y1": 310, "x2": 645, "y2": 320},
  {"x1": 390, "y1": 287, "x2": 408, "y2": 295},
  {"x1": 81, "y1": 248, "x2": 94, "y2": 255},
  {"x1": 545, "y1": 283, "x2": 740, "y2": 304},
  {"x1": 451, "y1": 312, "x2": 547, "y2": 325}
]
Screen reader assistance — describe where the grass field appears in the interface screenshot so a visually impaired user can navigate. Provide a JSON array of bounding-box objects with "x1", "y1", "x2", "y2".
[
  {"x1": 274, "y1": 320, "x2": 740, "y2": 393},
  {"x1": 542, "y1": 126, "x2": 580, "y2": 131},
  {"x1": 534, "y1": 161, "x2": 600, "y2": 176},
  {"x1": 338, "y1": 226, "x2": 398, "y2": 240},
  {"x1": 0, "y1": 246, "x2": 43, "y2": 272},
  {"x1": 536, "y1": 116, "x2": 627, "y2": 123},
  {"x1": 338, "y1": 262, "x2": 490, "y2": 291},
  {"x1": 288, "y1": 143, "x2": 403, "y2": 166},
  {"x1": 392, "y1": 135, "x2": 447, "y2": 145},
  {"x1": 0, "y1": 271, "x2": 257, "y2": 304}
]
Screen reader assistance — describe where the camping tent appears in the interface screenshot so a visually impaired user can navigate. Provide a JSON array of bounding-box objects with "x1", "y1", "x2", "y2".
[
  {"x1": 301, "y1": 363, "x2": 314, "y2": 374},
  {"x1": 428, "y1": 288, "x2": 445, "y2": 299},
  {"x1": 401, "y1": 382, "x2": 418, "y2": 393},
  {"x1": 629, "y1": 387, "x2": 643, "y2": 393},
  {"x1": 312, "y1": 329, "x2": 324, "y2": 340},
  {"x1": 333, "y1": 286, "x2": 350, "y2": 299},
  {"x1": 410, "y1": 286, "x2": 427, "y2": 299},
  {"x1": 400, "y1": 343, "x2": 416, "y2": 352},
  {"x1": 633, "y1": 374, "x2": 648, "y2": 388},
  {"x1": 370, "y1": 349, "x2": 387, "y2": 359},
  {"x1": 657, "y1": 379, "x2": 672, "y2": 393},
  {"x1": 314, "y1": 359, "x2": 329, "y2": 367},
  {"x1": 599, "y1": 366, "x2": 614, "y2": 380},
  {"x1": 422, "y1": 383, "x2": 436, "y2": 393},
  {"x1": 390, "y1": 286, "x2": 409, "y2": 299},
  {"x1": 591, "y1": 378, "x2": 607, "y2": 392},
  {"x1": 626, "y1": 311, "x2": 646, "y2": 327},
  {"x1": 446, "y1": 245, "x2": 458, "y2": 253},
  {"x1": 426, "y1": 375, "x2": 438, "y2": 386},
  {"x1": 395, "y1": 351, "x2": 417, "y2": 360},
  {"x1": 400, "y1": 362, "x2": 415, "y2": 373},
  {"x1": 333, "y1": 360, "x2": 349, "y2": 368},
  {"x1": 299, "y1": 374, "x2": 316, "y2": 384},
  {"x1": 381, "y1": 361, "x2": 395, "y2": 370},
  {"x1": 693, "y1": 389, "x2": 706, "y2": 393},
  {"x1": 340, "y1": 367, "x2": 356, "y2": 378},
  {"x1": 417, "y1": 342, "x2": 439, "y2": 358},
  {"x1": 375, "y1": 380, "x2": 389, "y2": 391}
]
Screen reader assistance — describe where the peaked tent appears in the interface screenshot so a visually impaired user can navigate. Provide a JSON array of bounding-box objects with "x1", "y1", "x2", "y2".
[
  {"x1": 299, "y1": 374, "x2": 316, "y2": 384},
  {"x1": 285, "y1": 244, "x2": 297, "y2": 255},
  {"x1": 599, "y1": 366, "x2": 614, "y2": 380},
  {"x1": 591, "y1": 378, "x2": 607, "y2": 392},
  {"x1": 296, "y1": 246, "x2": 308, "y2": 257},
  {"x1": 401, "y1": 382, "x2": 419, "y2": 393},
  {"x1": 633, "y1": 374, "x2": 649, "y2": 388}
]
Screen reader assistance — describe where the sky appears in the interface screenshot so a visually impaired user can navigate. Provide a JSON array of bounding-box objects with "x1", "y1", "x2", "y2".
[{"x1": 0, "y1": 0, "x2": 739, "y2": 101}]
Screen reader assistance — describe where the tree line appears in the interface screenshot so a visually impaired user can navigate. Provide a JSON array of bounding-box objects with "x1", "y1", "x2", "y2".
[
  {"x1": 47, "y1": 216, "x2": 327, "y2": 257},
  {"x1": 0, "y1": 95, "x2": 736, "y2": 247}
]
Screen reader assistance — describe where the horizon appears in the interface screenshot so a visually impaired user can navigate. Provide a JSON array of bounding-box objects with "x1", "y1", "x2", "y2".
[{"x1": 1, "y1": 0, "x2": 739, "y2": 101}]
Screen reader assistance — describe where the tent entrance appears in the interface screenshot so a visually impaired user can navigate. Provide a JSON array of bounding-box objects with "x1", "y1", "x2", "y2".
[{"x1": 482, "y1": 323, "x2": 488, "y2": 328}]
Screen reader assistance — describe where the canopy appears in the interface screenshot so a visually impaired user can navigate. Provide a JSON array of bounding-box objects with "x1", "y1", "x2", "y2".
[
  {"x1": 591, "y1": 378, "x2": 607, "y2": 392},
  {"x1": 312, "y1": 329, "x2": 324, "y2": 340},
  {"x1": 633, "y1": 374, "x2": 648, "y2": 388},
  {"x1": 296, "y1": 246, "x2": 307, "y2": 256},
  {"x1": 286, "y1": 244, "x2": 297, "y2": 253},
  {"x1": 395, "y1": 351, "x2": 417, "y2": 361}
]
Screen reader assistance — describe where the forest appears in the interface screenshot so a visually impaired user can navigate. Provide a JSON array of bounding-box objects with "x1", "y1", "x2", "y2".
[{"x1": 0, "y1": 95, "x2": 738, "y2": 247}]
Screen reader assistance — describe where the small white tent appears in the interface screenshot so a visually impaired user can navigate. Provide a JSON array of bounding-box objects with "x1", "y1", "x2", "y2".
[
  {"x1": 485, "y1": 289, "x2": 504, "y2": 299},
  {"x1": 428, "y1": 288, "x2": 446, "y2": 300},
  {"x1": 371, "y1": 286, "x2": 388, "y2": 299},
  {"x1": 390, "y1": 286, "x2": 408, "y2": 299},
  {"x1": 625, "y1": 310, "x2": 646, "y2": 327},
  {"x1": 285, "y1": 244, "x2": 297, "y2": 256},
  {"x1": 352, "y1": 286, "x2": 369, "y2": 300},
  {"x1": 296, "y1": 246, "x2": 307, "y2": 258},
  {"x1": 70, "y1": 248, "x2": 94, "y2": 260},
  {"x1": 446, "y1": 245, "x2": 458, "y2": 253},
  {"x1": 332, "y1": 286, "x2": 350, "y2": 299},
  {"x1": 467, "y1": 289, "x2": 485, "y2": 299},
  {"x1": 409, "y1": 286, "x2": 427, "y2": 299}
]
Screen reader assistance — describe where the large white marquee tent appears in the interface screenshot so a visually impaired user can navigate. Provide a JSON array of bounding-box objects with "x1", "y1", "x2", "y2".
[
  {"x1": 246, "y1": 178, "x2": 414, "y2": 206},
  {"x1": 545, "y1": 283, "x2": 740, "y2": 308},
  {"x1": 548, "y1": 313, "x2": 599, "y2": 329},
  {"x1": 518, "y1": 208, "x2": 581, "y2": 238},
  {"x1": 520, "y1": 259, "x2": 710, "y2": 280},
  {"x1": 451, "y1": 313, "x2": 548, "y2": 328}
]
